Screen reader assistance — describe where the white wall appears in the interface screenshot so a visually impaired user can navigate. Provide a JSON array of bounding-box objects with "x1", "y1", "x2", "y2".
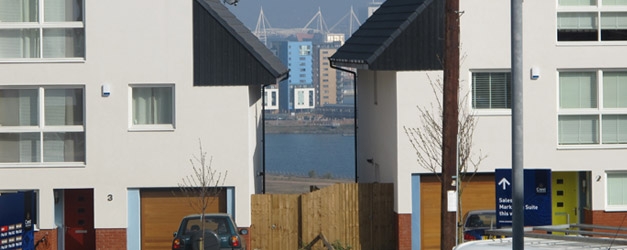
[
  {"x1": 0, "y1": 0, "x2": 257, "y2": 228},
  {"x1": 460, "y1": 0, "x2": 627, "y2": 211},
  {"x1": 357, "y1": 70, "x2": 403, "y2": 211},
  {"x1": 358, "y1": 0, "x2": 627, "y2": 214},
  {"x1": 396, "y1": 71, "x2": 444, "y2": 214}
]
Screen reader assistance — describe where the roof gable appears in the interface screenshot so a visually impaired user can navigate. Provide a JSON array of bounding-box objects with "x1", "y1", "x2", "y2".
[
  {"x1": 329, "y1": 0, "x2": 444, "y2": 71},
  {"x1": 193, "y1": 0, "x2": 288, "y2": 86}
]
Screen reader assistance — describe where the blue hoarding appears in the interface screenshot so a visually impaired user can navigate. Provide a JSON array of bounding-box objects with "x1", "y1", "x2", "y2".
[
  {"x1": 0, "y1": 191, "x2": 35, "y2": 250},
  {"x1": 495, "y1": 169, "x2": 552, "y2": 228}
]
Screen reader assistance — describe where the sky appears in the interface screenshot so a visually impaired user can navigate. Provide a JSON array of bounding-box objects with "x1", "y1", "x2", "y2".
[{"x1": 226, "y1": 0, "x2": 379, "y2": 32}]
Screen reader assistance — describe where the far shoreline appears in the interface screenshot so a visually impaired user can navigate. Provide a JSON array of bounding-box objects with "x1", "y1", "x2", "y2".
[{"x1": 264, "y1": 119, "x2": 355, "y2": 134}]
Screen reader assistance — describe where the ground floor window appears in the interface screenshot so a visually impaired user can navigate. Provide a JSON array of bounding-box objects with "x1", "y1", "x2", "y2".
[{"x1": 607, "y1": 172, "x2": 627, "y2": 210}]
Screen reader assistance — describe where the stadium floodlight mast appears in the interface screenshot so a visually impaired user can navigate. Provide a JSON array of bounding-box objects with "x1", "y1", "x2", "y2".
[{"x1": 224, "y1": 0, "x2": 238, "y2": 6}]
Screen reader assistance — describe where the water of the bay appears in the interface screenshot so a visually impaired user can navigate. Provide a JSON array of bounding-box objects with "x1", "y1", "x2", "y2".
[{"x1": 264, "y1": 133, "x2": 355, "y2": 179}]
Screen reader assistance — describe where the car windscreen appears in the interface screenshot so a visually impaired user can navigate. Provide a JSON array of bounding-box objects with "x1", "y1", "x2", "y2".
[
  {"x1": 465, "y1": 213, "x2": 496, "y2": 228},
  {"x1": 183, "y1": 217, "x2": 232, "y2": 235}
]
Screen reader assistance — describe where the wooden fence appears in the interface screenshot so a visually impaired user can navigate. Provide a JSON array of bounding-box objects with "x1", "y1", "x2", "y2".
[{"x1": 250, "y1": 183, "x2": 395, "y2": 250}]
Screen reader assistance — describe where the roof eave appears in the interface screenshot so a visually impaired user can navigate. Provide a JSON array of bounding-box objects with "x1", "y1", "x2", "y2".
[
  {"x1": 329, "y1": 58, "x2": 369, "y2": 70},
  {"x1": 195, "y1": 0, "x2": 288, "y2": 82}
]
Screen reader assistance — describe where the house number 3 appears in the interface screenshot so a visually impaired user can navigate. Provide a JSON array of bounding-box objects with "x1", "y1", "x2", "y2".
[{"x1": 107, "y1": 194, "x2": 113, "y2": 201}]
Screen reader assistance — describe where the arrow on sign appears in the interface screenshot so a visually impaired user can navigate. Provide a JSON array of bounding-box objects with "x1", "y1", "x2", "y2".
[{"x1": 498, "y1": 178, "x2": 511, "y2": 190}]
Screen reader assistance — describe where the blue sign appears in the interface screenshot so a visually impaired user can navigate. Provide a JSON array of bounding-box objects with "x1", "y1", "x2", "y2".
[
  {"x1": 495, "y1": 169, "x2": 552, "y2": 228},
  {"x1": 0, "y1": 191, "x2": 35, "y2": 250}
]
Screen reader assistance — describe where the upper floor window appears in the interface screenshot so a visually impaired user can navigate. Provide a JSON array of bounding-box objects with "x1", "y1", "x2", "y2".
[
  {"x1": 558, "y1": 70, "x2": 627, "y2": 145},
  {"x1": 0, "y1": 0, "x2": 85, "y2": 61},
  {"x1": 557, "y1": 0, "x2": 627, "y2": 41},
  {"x1": 0, "y1": 86, "x2": 85, "y2": 165},
  {"x1": 130, "y1": 85, "x2": 174, "y2": 130},
  {"x1": 471, "y1": 72, "x2": 512, "y2": 109}
]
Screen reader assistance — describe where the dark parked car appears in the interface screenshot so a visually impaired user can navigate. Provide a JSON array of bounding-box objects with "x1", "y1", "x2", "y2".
[
  {"x1": 172, "y1": 213, "x2": 247, "y2": 250},
  {"x1": 462, "y1": 210, "x2": 497, "y2": 241}
]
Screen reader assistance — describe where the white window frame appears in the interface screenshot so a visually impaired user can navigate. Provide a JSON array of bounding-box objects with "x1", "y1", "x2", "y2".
[
  {"x1": 0, "y1": 85, "x2": 85, "y2": 167},
  {"x1": 557, "y1": 1, "x2": 627, "y2": 45},
  {"x1": 557, "y1": 69, "x2": 627, "y2": 149},
  {"x1": 0, "y1": 0, "x2": 86, "y2": 62},
  {"x1": 128, "y1": 84, "x2": 175, "y2": 131},
  {"x1": 469, "y1": 70, "x2": 512, "y2": 116},
  {"x1": 605, "y1": 171, "x2": 627, "y2": 211}
]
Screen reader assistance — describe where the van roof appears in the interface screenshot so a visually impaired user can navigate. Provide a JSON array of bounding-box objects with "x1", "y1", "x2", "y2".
[
  {"x1": 456, "y1": 224, "x2": 627, "y2": 250},
  {"x1": 455, "y1": 237, "x2": 627, "y2": 250}
]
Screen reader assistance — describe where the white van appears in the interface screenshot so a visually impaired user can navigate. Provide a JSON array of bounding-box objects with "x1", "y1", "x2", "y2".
[
  {"x1": 455, "y1": 237, "x2": 627, "y2": 249},
  {"x1": 455, "y1": 224, "x2": 627, "y2": 250}
]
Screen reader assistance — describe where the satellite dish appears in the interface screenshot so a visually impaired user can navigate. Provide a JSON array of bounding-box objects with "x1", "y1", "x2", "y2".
[{"x1": 224, "y1": 0, "x2": 238, "y2": 5}]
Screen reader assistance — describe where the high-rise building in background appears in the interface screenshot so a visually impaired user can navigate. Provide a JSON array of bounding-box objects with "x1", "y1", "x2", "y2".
[
  {"x1": 277, "y1": 41, "x2": 315, "y2": 112},
  {"x1": 367, "y1": 2, "x2": 383, "y2": 18},
  {"x1": 317, "y1": 46, "x2": 338, "y2": 107},
  {"x1": 257, "y1": 6, "x2": 357, "y2": 115}
]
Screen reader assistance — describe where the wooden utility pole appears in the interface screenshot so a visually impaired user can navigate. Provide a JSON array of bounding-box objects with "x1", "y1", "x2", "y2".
[{"x1": 441, "y1": 0, "x2": 460, "y2": 249}]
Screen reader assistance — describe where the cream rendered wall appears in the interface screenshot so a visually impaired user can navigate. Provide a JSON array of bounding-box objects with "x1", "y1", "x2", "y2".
[{"x1": 0, "y1": 0, "x2": 257, "y2": 229}]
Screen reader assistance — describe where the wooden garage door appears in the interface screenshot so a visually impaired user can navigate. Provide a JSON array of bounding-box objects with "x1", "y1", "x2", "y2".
[
  {"x1": 140, "y1": 189, "x2": 226, "y2": 250},
  {"x1": 421, "y1": 174, "x2": 496, "y2": 250}
]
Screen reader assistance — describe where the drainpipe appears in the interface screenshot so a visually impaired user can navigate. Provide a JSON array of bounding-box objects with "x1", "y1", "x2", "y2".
[
  {"x1": 261, "y1": 84, "x2": 270, "y2": 194},
  {"x1": 330, "y1": 63, "x2": 358, "y2": 183}
]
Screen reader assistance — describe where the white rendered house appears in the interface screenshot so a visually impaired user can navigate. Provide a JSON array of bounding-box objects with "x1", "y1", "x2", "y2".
[
  {"x1": 331, "y1": 0, "x2": 627, "y2": 249},
  {"x1": 0, "y1": 0, "x2": 287, "y2": 250}
]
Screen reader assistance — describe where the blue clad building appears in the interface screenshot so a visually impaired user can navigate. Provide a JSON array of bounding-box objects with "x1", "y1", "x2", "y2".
[{"x1": 278, "y1": 41, "x2": 315, "y2": 112}]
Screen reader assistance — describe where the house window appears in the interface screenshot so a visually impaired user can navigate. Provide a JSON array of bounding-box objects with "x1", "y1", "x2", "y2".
[
  {"x1": 557, "y1": 0, "x2": 627, "y2": 41},
  {"x1": 607, "y1": 172, "x2": 627, "y2": 210},
  {"x1": 558, "y1": 70, "x2": 627, "y2": 145},
  {"x1": 0, "y1": 86, "x2": 85, "y2": 164},
  {"x1": 471, "y1": 72, "x2": 511, "y2": 109},
  {"x1": 130, "y1": 85, "x2": 174, "y2": 130},
  {"x1": 0, "y1": 0, "x2": 85, "y2": 60}
]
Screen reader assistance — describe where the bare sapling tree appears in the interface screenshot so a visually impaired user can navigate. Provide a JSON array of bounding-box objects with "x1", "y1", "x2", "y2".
[
  {"x1": 404, "y1": 74, "x2": 486, "y2": 244},
  {"x1": 178, "y1": 140, "x2": 228, "y2": 249}
]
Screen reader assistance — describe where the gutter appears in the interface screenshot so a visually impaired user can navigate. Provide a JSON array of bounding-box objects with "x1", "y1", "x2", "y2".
[
  {"x1": 330, "y1": 61, "x2": 359, "y2": 183},
  {"x1": 261, "y1": 76, "x2": 288, "y2": 194}
]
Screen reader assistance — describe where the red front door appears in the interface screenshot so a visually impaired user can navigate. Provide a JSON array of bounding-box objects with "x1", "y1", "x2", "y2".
[{"x1": 64, "y1": 189, "x2": 95, "y2": 250}]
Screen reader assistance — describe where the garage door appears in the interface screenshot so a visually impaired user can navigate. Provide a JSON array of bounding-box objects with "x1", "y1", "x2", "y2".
[
  {"x1": 420, "y1": 174, "x2": 495, "y2": 250},
  {"x1": 140, "y1": 188, "x2": 226, "y2": 250}
]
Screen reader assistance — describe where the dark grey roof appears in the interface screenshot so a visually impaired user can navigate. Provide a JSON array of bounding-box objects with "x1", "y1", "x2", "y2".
[
  {"x1": 194, "y1": 0, "x2": 288, "y2": 86},
  {"x1": 329, "y1": 0, "x2": 444, "y2": 71}
]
